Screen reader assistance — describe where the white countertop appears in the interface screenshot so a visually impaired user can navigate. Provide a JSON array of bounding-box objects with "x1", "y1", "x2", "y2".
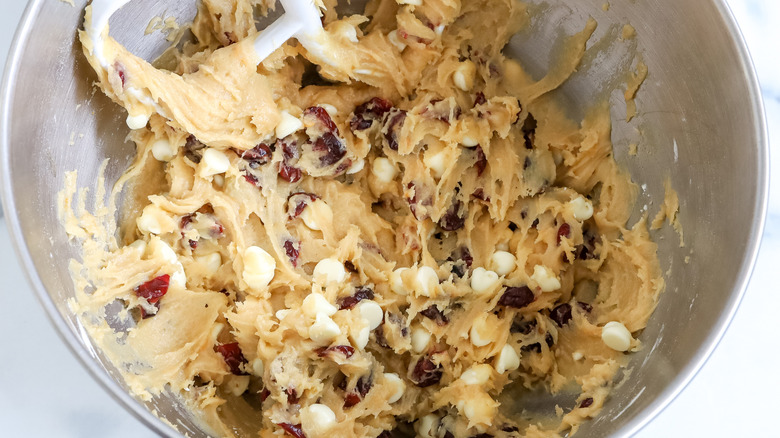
[{"x1": 1, "y1": 0, "x2": 777, "y2": 436}]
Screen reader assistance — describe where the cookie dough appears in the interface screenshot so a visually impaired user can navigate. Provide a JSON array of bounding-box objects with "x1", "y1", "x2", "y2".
[{"x1": 64, "y1": 0, "x2": 664, "y2": 436}]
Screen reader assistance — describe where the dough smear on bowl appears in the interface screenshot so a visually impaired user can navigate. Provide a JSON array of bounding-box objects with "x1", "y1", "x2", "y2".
[{"x1": 62, "y1": 0, "x2": 664, "y2": 436}]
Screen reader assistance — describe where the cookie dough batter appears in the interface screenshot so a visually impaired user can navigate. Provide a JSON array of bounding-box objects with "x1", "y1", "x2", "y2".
[{"x1": 64, "y1": 0, "x2": 664, "y2": 436}]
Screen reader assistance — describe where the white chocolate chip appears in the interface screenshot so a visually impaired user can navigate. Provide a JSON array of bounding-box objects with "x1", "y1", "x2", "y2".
[
  {"x1": 601, "y1": 321, "x2": 633, "y2": 352},
  {"x1": 300, "y1": 200, "x2": 333, "y2": 231},
  {"x1": 397, "y1": 0, "x2": 422, "y2": 5},
  {"x1": 434, "y1": 24, "x2": 445, "y2": 36},
  {"x1": 313, "y1": 258, "x2": 347, "y2": 284},
  {"x1": 346, "y1": 158, "x2": 365, "y2": 174},
  {"x1": 470, "y1": 267, "x2": 499, "y2": 294},
  {"x1": 339, "y1": 23, "x2": 358, "y2": 43},
  {"x1": 350, "y1": 324, "x2": 370, "y2": 350},
  {"x1": 195, "y1": 252, "x2": 222, "y2": 275},
  {"x1": 300, "y1": 404, "x2": 336, "y2": 437},
  {"x1": 531, "y1": 265, "x2": 561, "y2": 292},
  {"x1": 490, "y1": 251, "x2": 516, "y2": 276},
  {"x1": 137, "y1": 204, "x2": 176, "y2": 235},
  {"x1": 452, "y1": 60, "x2": 477, "y2": 91},
  {"x1": 460, "y1": 364, "x2": 492, "y2": 385},
  {"x1": 320, "y1": 104, "x2": 339, "y2": 117},
  {"x1": 302, "y1": 292, "x2": 338, "y2": 318},
  {"x1": 126, "y1": 113, "x2": 149, "y2": 130},
  {"x1": 460, "y1": 396, "x2": 497, "y2": 423},
  {"x1": 225, "y1": 375, "x2": 250, "y2": 397},
  {"x1": 170, "y1": 269, "x2": 187, "y2": 290},
  {"x1": 417, "y1": 414, "x2": 438, "y2": 438},
  {"x1": 128, "y1": 239, "x2": 147, "y2": 255},
  {"x1": 390, "y1": 268, "x2": 409, "y2": 295},
  {"x1": 410, "y1": 326, "x2": 432, "y2": 353},
  {"x1": 309, "y1": 313, "x2": 341, "y2": 344},
  {"x1": 242, "y1": 246, "x2": 276, "y2": 290},
  {"x1": 415, "y1": 266, "x2": 439, "y2": 297},
  {"x1": 147, "y1": 238, "x2": 186, "y2": 289},
  {"x1": 372, "y1": 157, "x2": 398, "y2": 183},
  {"x1": 275, "y1": 309, "x2": 291, "y2": 321},
  {"x1": 251, "y1": 358, "x2": 264, "y2": 377},
  {"x1": 461, "y1": 135, "x2": 479, "y2": 147},
  {"x1": 572, "y1": 351, "x2": 584, "y2": 361},
  {"x1": 570, "y1": 195, "x2": 594, "y2": 221},
  {"x1": 275, "y1": 110, "x2": 303, "y2": 139},
  {"x1": 494, "y1": 344, "x2": 520, "y2": 374},
  {"x1": 151, "y1": 138, "x2": 176, "y2": 162},
  {"x1": 423, "y1": 149, "x2": 448, "y2": 179},
  {"x1": 199, "y1": 148, "x2": 230, "y2": 178},
  {"x1": 388, "y1": 30, "x2": 406, "y2": 51},
  {"x1": 383, "y1": 372, "x2": 405, "y2": 403},
  {"x1": 356, "y1": 301, "x2": 383, "y2": 330},
  {"x1": 469, "y1": 315, "x2": 492, "y2": 347}
]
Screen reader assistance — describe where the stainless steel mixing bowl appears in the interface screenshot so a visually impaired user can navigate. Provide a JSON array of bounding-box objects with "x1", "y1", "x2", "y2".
[{"x1": 0, "y1": 0, "x2": 768, "y2": 436}]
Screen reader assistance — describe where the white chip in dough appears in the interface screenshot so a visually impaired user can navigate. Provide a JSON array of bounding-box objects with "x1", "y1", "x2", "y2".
[
  {"x1": 275, "y1": 110, "x2": 303, "y2": 139},
  {"x1": 126, "y1": 113, "x2": 149, "y2": 130},
  {"x1": 309, "y1": 313, "x2": 341, "y2": 344},
  {"x1": 346, "y1": 158, "x2": 365, "y2": 174},
  {"x1": 423, "y1": 149, "x2": 448, "y2": 179},
  {"x1": 383, "y1": 373, "x2": 405, "y2": 403},
  {"x1": 137, "y1": 204, "x2": 176, "y2": 235},
  {"x1": 416, "y1": 414, "x2": 438, "y2": 438},
  {"x1": 411, "y1": 326, "x2": 432, "y2": 353},
  {"x1": 350, "y1": 324, "x2": 370, "y2": 350},
  {"x1": 415, "y1": 266, "x2": 439, "y2": 297},
  {"x1": 195, "y1": 252, "x2": 222, "y2": 276},
  {"x1": 601, "y1": 321, "x2": 633, "y2": 352},
  {"x1": 570, "y1": 195, "x2": 594, "y2": 221},
  {"x1": 313, "y1": 258, "x2": 346, "y2": 284},
  {"x1": 300, "y1": 199, "x2": 333, "y2": 231},
  {"x1": 302, "y1": 292, "x2": 338, "y2": 318},
  {"x1": 151, "y1": 138, "x2": 176, "y2": 162},
  {"x1": 452, "y1": 60, "x2": 477, "y2": 91},
  {"x1": 390, "y1": 267, "x2": 409, "y2": 295},
  {"x1": 199, "y1": 148, "x2": 230, "y2": 177},
  {"x1": 387, "y1": 30, "x2": 406, "y2": 51},
  {"x1": 470, "y1": 267, "x2": 500, "y2": 294},
  {"x1": 469, "y1": 315, "x2": 493, "y2": 347},
  {"x1": 490, "y1": 251, "x2": 516, "y2": 276},
  {"x1": 356, "y1": 301, "x2": 384, "y2": 330},
  {"x1": 301, "y1": 403, "x2": 336, "y2": 437},
  {"x1": 372, "y1": 157, "x2": 398, "y2": 183},
  {"x1": 531, "y1": 265, "x2": 561, "y2": 292},
  {"x1": 242, "y1": 246, "x2": 276, "y2": 290},
  {"x1": 460, "y1": 363, "x2": 492, "y2": 385},
  {"x1": 397, "y1": 0, "x2": 422, "y2": 5},
  {"x1": 494, "y1": 344, "x2": 520, "y2": 374}
]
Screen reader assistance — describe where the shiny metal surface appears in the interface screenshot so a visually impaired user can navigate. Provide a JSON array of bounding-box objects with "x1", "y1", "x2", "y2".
[{"x1": 0, "y1": 1, "x2": 767, "y2": 437}]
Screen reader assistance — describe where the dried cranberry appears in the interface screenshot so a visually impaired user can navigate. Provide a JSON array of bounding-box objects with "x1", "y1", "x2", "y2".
[
  {"x1": 501, "y1": 425, "x2": 520, "y2": 432},
  {"x1": 283, "y1": 239, "x2": 300, "y2": 267},
  {"x1": 521, "y1": 343, "x2": 542, "y2": 353},
  {"x1": 279, "y1": 163, "x2": 302, "y2": 183},
  {"x1": 281, "y1": 138, "x2": 300, "y2": 161},
  {"x1": 474, "y1": 146, "x2": 487, "y2": 176},
  {"x1": 180, "y1": 214, "x2": 195, "y2": 229},
  {"x1": 303, "y1": 106, "x2": 338, "y2": 133},
  {"x1": 522, "y1": 115, "x2": 537, "y2": 150},
  {"x1": 313, "y1": 132, "x2": 346, "y2": 166},
  {"x1": 315, "y1": 345, "x2": 356, "y2": 359},
  {"x1": 134, "y1": 275, "x2": 170, "y2": 304},
  {"x1": 420, "y1": 305, "x2": 449, "y2": 326},
  {"x1": 115, "y1": 63, "x2": 126, "y2": 87},
  {"x1": 184, "y1": 135, "x2": 206, "y2": 163},
  {"x1": 287, "y1": 192, "x2": 318, "y2": 218},
  {"x1": 577, "y1": 302, "x2": 593, "y2": 313},
  {"x1": 424, "y1": 99, "x2": 461, "y2": 124},
  {"x1": 472, "y1": 188, "x2": 489, "y2": 201},
  {"x1": 474, "y1": 92, "x2": 487, "y2": 107},
  {"x1": 438, "y1": 200, "x2": 465, "y2": 231},
  {"x1": 580, "y1": 397, "x2": 594, "y2": 408},
  {"x1": 241, "y1": 143, "x2": 274, "y2": 168},
  {"x1": 278, "y1": 423, "x2": 305, "y2": 438},
  {"x1": 498, "y1": 286, "x2": 535, "y2": 308},
  {"x1": 188, "y1": 239, "x2": 198, "y2": 250},
  {"x1": 375, "y1": 326, "x2": 390, "y2": 349},
  {"x1": 260, "y1": 388, "x2": 271, "y2": 402},
  {"x1": 350, "y1": 97, "x2": 393, "y2": 131},
  {"x1": 411, "y1": 356, "x2": 443, "y2": 387},
  {"x1": 211, "y1": 222, "x2": 224, "y2": 237},
  {"x1": 137, "y1": 301, "x2": 160, "y2": 319},
  {"x1": 337, "y1": 287, "x2": 375, "y2": 310},
  {"x1": 344, "y1": 260, "x2": 357, "y2": 273},
  {"x1": 215, "y1": 343, "x2": 248, "y2": 375},
  {"x1": 550, "y1": 303, "x2": 572, "y2": 327},
  {"x1": 557, "y1": 223, "x2": 571, "y2": 245},
  {"x1": 285, "y1": 388, "x2": 300, "y2": 404},
  {"x1": 243, "y1": 171, "x2": 260, "y2": 186},
  {"x1": 444, "y1": 432, "x2": 455, "y2": 438},
  {"x1": 576, "y1": 226, "x2": 600, "y2": 260},
  {"x1": 383, "y1": 109, "x2": 407, "y2": 151},
  {"x1": 344, "y1": 392, "x2": 361, "y2": 408},
  {"x1": 545, "y1": 332, "x2": 554, "y2": 347},
  {"x1": 356, "y1": 375, "x2": 372, "y2": 397}
]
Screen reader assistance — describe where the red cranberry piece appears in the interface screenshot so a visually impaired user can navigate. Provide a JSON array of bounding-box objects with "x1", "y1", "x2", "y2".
[
  {"x1": 287, "y1": 192, "x2": 318, "y2": 218},
  {"x1": 471, "y1": 188, "x2": 490, "y2": 202},
  {"x1": 577, "y1": 301, "x2": 593, "y2": 313},
  {"x1": 215, "y1": 342, "x2": 248, "y2": 375},
  {"x1": 315, "y1": 345, "x2": 356, "y2": 359},
  {"x1": 313, "y1": 132, "x2": 346, "y2": 166},
  {"x1": 580, "y1": 397, "x2": 594, "y2": 408},
  {"x1": 211, "y1": 222, "x2": 224, "y2": 237},
  {"x1": 420, "y1": 305, "x2": 449, "y2": 326},
  {"x1": 241, "y1": 143, "x2": 274, "y2": 168},
  {"x1": 303, "y1": 106, "x2": 339, "y2": 134},
  {"x1": 550, "y1": 303, "x2": 572, "y2": 327},
  {"x1": 411, "y1": 356, "x2": 443, "y2": 387},
  {"x1": 498, "y1": 286, "x2": 535, "y2": 308},
  {"x1": 283, "y1": 239, "x2": 300, "y2": 267},
  {"x1": 279, "y1": 163, "x2": 302, "y2": 183},
  {"x1": 137, "y1": 301, "x2": 161, "y2": 319},
  {"x1": 501, "y1": 425, "x2": 520, "y2": 432},
  {"x1": 350, "y1": 97, "x2": 393, "y2": 131},
  {"x1": 184, "y1": 135, "x2": 207, "y2": 163},
  {"x1": 576, "y1": 226, "x2": 600, "y2": 260},
  {"x1": 344, "y1": 260, "x2": 357, "y2": 273},
  {"x1": 180, "y1": 214, "x2": 195, "y2": 229},
  {"x1": 523, "y1": 115, "x2": 537, "y2": 150},
  {"x1": 474, "y1": 146, "x2": 487, "y2": 176},
  {"x1": 438, "y1": 200, "x2": 465, "y2": 231},
  {"x1": 260, "y1": 388, "x2": 271, "y2": 402},
  {"x1": 285, "y1": 387, "x2": 300, "y2": 404},
  {"x1": 337, "y1": 287, "x2": 375, "y2": 310},
  {"x1": 556, "y1": 223, "x2": 571, "y2": 245},
  {"x1": 383, "y1": 109, "x2": 407, "y2": 151},
  {"x1": 278, "y1": 423, "x2": 305, "y2": 438},
  {"x1": 449, "y1": 246, "x2": 473, "y2": 277},
  {"x1": 356, "y1": 374, "x2": 372, "y2": 397},
  {"x1": 243, "y1": 171, "x2": 260, "y2": 186},
  {"x1": 188, "y1": 239, "x2": 198, "y2": 250},
  {"x1": 474, "y1": 92, "x2": 487, "y2": 107},
  {"x1": 545, "y1": 332, "x2": 554, "y2": 347},
  {"x1": 344, "y1": 392, "x2": 361, "y2": 408},
  {"x1": 281, "y1": 138, "x2": 300, "y2": 161},
  {"x1": 134, "y1": 275, "x2": 170, "y2": 304}
]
